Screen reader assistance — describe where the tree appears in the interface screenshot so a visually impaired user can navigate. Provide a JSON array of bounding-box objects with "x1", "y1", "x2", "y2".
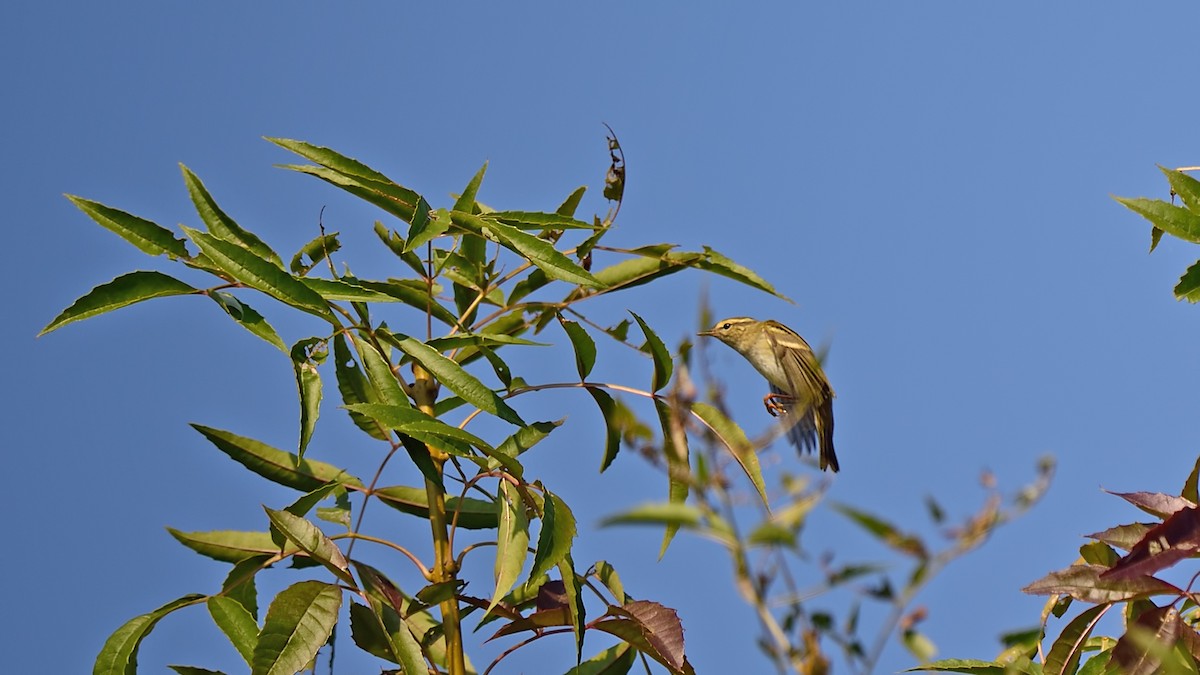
[{"x1": 45, "y1": 133, "x2": 1044, "y2": 674}]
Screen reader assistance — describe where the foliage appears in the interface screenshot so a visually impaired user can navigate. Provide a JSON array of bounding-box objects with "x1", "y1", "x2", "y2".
[
  {"x1": 917, "y1": 456, "x2": 1200, "y2": 675},
  {"x1": 918, "y1": 169, "x2": 1200, "y2": 674},
  {"x1": 1116, "y1": 165, "x2": 1200, "y2": 301},
  {"x1": 47, "y1": 133, "x2": 1045, "y2": 675}
]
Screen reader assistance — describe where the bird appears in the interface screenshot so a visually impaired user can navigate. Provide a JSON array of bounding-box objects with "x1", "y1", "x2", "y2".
[{"x1": 698, "y1": 317, "x2": 839, "y2": 472}]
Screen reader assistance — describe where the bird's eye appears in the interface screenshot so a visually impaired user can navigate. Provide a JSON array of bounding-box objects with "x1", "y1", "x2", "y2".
[{"x1": 721, "y1": 323, "x2": 732, "y2": 330}]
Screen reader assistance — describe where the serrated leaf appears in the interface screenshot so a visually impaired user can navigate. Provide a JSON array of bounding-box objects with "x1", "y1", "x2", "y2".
[
  {"x1": 491, "y1": 480, "x2": 530, "y2": 616},
  {"x1": 344, "y1": 403, "x2": 493, "y2": 457},
  {"x1": 67, "y1": 195, "x2": 189, "y2": 258},
  {"x1": 184, "y1": 227, "x2": 334, "y2": 322},
  {"x1": 353, "y1": 338, "x2": 409, "y2": 408},
  {"x1": 1175, "y1": 260, "x2": 1200, "y2": 303},
  {"x1": 697, "y1": 246, "x2": 792, "y2": 301},
  {"x1": 93, "y1": 594, "x2": 206, "y2": 675},
  {"x1": 903, "y1": 658, "x2": 1038, "y2": 674},
  {"x1": 191, "y1": 424, "x2": 362, "y2": 491},
  {"x1": 1162, "y1": 166, "x2": 1200, "y2": 215},
  {"x1": 181, "y1": 165, "x2": 282, "y2": 266},
  {"x1": 1087, "y1": 523, "x2": 1155, "y2": 551},
  {"x1": 168, "y1": 529, "x2": 300, "y2": 563},
  {"x1": 40, "y1": 271, "x2": 196, "y2": 335},
  {"x1": 208, "y1": 596, "x2": 259, "y2": 667},
  {"x1": 1116, "y1": 196, "x2": 1200, "y2": 244},
  {"x1": 690, "y1": 402, "x2": 768, "y2": 507},
  {"x1": 268, "y1": 138, "x2": 420, "y2": 222},
  {"x1": 263, "y1": 507, "x2": 353, "y2": 584},
  {"x1": 1101, "y1": 506, "x2": 1200, "y2": 581},
  {"x1": 334, "y1": 334, "x2": 389, "y2": 441},
  {"x1": 450, "y1": 210, "x2": 604, "y2": 289},
  {"x1": 375, "y1": 485, "x2": 499, "y2": 530},
  {"x1": 631, "y1": 312, "x2": 672, "y2": 392},
  {"x1": 1023, "y1": 564, "x2": 1181, "y2": 603},
  {"x1": 595, "y1": 600, "x2": 694, "y2": 675},
  {"x1": 386, "y1": 332, "x2": 524, "y2": 426},
  {"x1": 528, "y1": 490, "x2": 576, "y2": 586},
  {"x1": 222, "y1": 555, "x2": 267, "y2": 620},
  {"x1": 211, "y1": 292, "x2": 287, "y2": 351},
  {"x1": 487, "y1": 210, "x2": 598, "y2": 230},
  {"x1": 252, "y1": 580, "x2": 342, "y2": 675}
]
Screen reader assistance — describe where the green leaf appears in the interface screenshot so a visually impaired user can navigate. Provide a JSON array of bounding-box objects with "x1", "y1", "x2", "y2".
[
  {"x1": 210, "y1": 292, "x2": 287, "y2": 352},
  {"x1": 601, "y1": 503, "x2": 705, "y2": 529},
  {"x1": 491, "y1": 480, "x2": 530, "y2": 615},
  {"x1": 487, "y1": 210, "x2": 598, "y2": 230},
  {"x1": 267, "y1": 137, "x2": 423, "y2": 225},
  {"x1": 558, "y1": 555, "x2": 586, "y2": 662},
  {"x1": 40, "y1": 271, "x2": 196, "y2": 335},
  {"x1": 528, "y1": 490, "x2": 577, "y2": 587},
  {"x1": 454, "y1": 162, "x2": 489, "y2": 266},
  {"x1": 565, "y1": 644, "x2": 636, "y2": 675},
  {"x1": 181, "y1": 164, "x2": 282, "y2": 266},
  {"x1": 252, "y1": 580, "x2": 342, "y2": 675},
  {"x1": 167, "y1": 667, "x2": 227, "y2": 675},
  {"x1": 903, "y1": 658, "x2": 1038, "y2": 674},
  {"x1": 832, "y1": 503, "x2": 927, "y2": 558},
  {"x1": 353, "y1": 338, "x2": 409, "y2": 408},
  {"x1": 491, "y1": 420, "x2": 562, "y2": 474},
  {"x1": 404, "y1": 196, "x2": 449, "y2": 252},
  {"x1": 334, "y1": 333, "x2": 389, "y2": 441},
  {"x1": 184, "y1": 227, "x2": 335, "y2": 322},
  {"x1": 556, "y1": 187, "x2": 587, "y2": 217},
  {"x1": 168, "y1": 529, "x2": 300, "y2": 563},
  {"x1": 559, "y1": 318, "x2": 597, "y2": 380},
  {"x1": 372, "y1": 221, "x2": 427, "y2": 276},
  {"x1": 66, "y1": 195, "x2": 189, "y2": 258},
  {"x1": 631, "y1": 312, "x2": 673, "y2": 392},
  {"x1": 367, "y1": 280, "x2": 460, "y2": 327},
  {"x1": 94, "y1": 594, "x2": 206, "y2": 675},
  {"x1": 1184, "y1": 456, "x2": 1200, "y2": 504},
  {"x1": 222, "y1": 555, "x2": 267, "y2": 620},
  {"x1": 589, "y1": 388, "x2": 622, "y2": 472},
  {"x1": 208, "y1": 596, "x2": 259, "y2": 667},
  {"x1": 289, "y1": 232, "x2": 341, "y2": 276},
  {"x1": 289, "y1": 338, "x2": 325, "y2": 457},
  {"x1": 1174, "y1": 260, "x2": 1200, "y2": 303},
  {"x1": 1161, "y1": 166, "x2": 1200, "y2": 214},
  {"x1": 450, "y1": 211, "x2": 604, "y2": 289},
  {"x1": 697, "y1": 246, "x2": 792, "y2": 301},
  {"x1": 654, "y1": 398, "x2": 689, "y2": 558},
  {"x1": 344, "y1": 403, "x2": 494, "y2": 456},
  {"x1": 190, "y1": 424, "x2": 362, "y2": 491},
  {"x1": 1045, "y1": 604, "x2": 1111, "y2": 675},
  {"x1": 375, "y1": 485, "x2": 500, "y2": 530},
  {"x1": 386, "y1": 332, "x2": 525, "y2": 426},
  {"x1": 263, "y1": 507, "x2": 353, "y2": 584},
  {"x1": 690, "y1": 402, "x2": 768, "y2": 507},
  {"x1": 1116, "y1": 196, "x2": 1200, "y2": 244},
  {"x1": 426, "y1": 333, "x2": 548, "y2": 351}
]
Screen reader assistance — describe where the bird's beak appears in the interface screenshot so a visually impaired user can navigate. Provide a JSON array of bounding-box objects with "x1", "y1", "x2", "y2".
[{"x1": 696, "y1": 330, "x2": 713, "y2": 337}]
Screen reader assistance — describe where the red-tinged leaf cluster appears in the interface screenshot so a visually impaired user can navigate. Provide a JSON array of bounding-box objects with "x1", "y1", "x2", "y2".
[{"x1": 923, "y1": 456, "x2": 1200, "y2": 674}]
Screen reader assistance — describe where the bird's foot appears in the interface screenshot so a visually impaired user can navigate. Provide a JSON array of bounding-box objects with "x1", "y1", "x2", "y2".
[{"x1": 763, "y1": 392, "x2": 793, "y2": 417}]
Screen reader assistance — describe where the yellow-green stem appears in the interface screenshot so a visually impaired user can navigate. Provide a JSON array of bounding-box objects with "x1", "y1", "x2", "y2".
[{"x1": 413, "y1": 363, "x2": 466, "y2": 675}]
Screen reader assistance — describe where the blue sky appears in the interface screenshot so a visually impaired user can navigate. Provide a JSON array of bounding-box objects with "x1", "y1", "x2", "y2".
[{"x1": 7, "y1": 4, "x2": 1200, "y2": 673}]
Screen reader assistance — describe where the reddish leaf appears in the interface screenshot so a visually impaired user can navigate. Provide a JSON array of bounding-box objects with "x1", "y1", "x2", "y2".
[
  {"x1": 1086, "y1": 523, "x2": 1155, "y2": 551},
  {"x1": 1107, "y1": 491, "x2": 1195, "y2": 518},
  {"x1": 601, "y1": 600, "x2": 689, "y2": 675},
  {"x1": 1102, "y1": 506, "x2": 1200, "y2": 581},
  {"x1": 1109, "y1": 605, "x2": 1180, "y2": 675},
  {"x1": 1023, "y1": 565, "x2": 1180, "y2": 603}
]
